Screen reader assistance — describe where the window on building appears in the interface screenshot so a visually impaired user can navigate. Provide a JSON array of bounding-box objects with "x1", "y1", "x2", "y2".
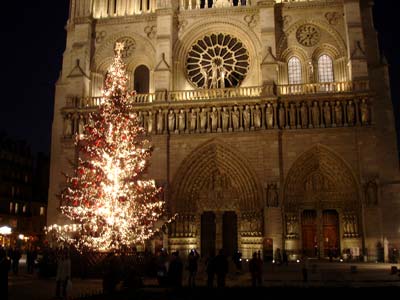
[
  {"x1": 288, "y1": 57, "x2": 302, "y2": 85},
  {"x1": 22, "y1": 205, "x2": 26, "y2": 213},
  {"x1": 40, "y1": 207, "x2": 45, "y2": 216},
  {"x1": 134, "y1": 65, "x2": 150, "y2": 94},
  {"x1": 24, "y1": 175, "x2": 28, "y2": 183},
  {"x1": 318, "y1": 54, "x2": 334, "y2": 83},
  {"x1": 9, "y1": 202, "x2": 13, "y2": 213},
  {"x1": 15, "y1": 203, "x2": 19, "y2": 214}
]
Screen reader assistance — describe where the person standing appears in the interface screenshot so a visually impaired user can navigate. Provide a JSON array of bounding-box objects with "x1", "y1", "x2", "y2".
[
  {"x1": 214, "y1": 249, "x2": 228, "y2": 288},
  {"x1": 168, "y1": 251, "x2": 183, "y2": 288},
  {"x1": 187, "y1": 249, "x2": 199, "y2": 287},
  {"x1": 205, "y1": 252, "x2": 215, "y2": 288},
  {"x1": 249, "y1": 252, "x2": 263, "y2": 287}
]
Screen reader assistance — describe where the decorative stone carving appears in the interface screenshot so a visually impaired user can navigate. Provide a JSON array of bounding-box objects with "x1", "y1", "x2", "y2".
[
  {"x1": 144, "y1": 26, "x2": 156, "y2": 39},
  {"x1": 232, "y1": 106, "x2": 240, "y2": 130},
  {"x1": 157, "y1": 109, "x2": 164, "y2": 134},
  {"x1": 114, "y1": 37, "x2": 136, "y2": 58},
  {"x1": 343, "y1": 213, "x2": 359, "y2": 238},
  {"x1": 282, "y1": 15, "x2": 292, "y2": 28},
  {"x1": 278, "y1": 104, "x2": 285, "y2": 128},
  {"x1": 240, "y1": 212, "x2": 263, "y2": 237},
  {"x1": 266, "y1": 184, "x2": 279, "y2": 207},
  {"x1": 178, "y1": 19, "x2": 188, "y2": 34},
  {"x1": 168, "y1": 110, "x2": 175, "y2": 132},
  {"x1": 186, "y1": 33, "x2": 249, "y2": 89},
  {"x1": 244, "y1": 14, "x2": 258, "y2": 28},
  {"x1": 266, "y1": 103, "x2": 274, "y2": 128},
  {"x1": 221, "y1": 107, "x2": 229, "y2": 131},
  {"x1": 300, "y1": 103, "x2": 308, "y2": 128},
  {"x1": 296, "y1": 25, "x2": 321, "y2": 47},
  {"x1": 311, "y1": 101, "x2": 320, "y2": 127},
  {"x1": 360, "y1": 99, "x2": 369, "y2": 125},
  {"x1": 78, "y1": 114, "x2": 85, "y2": 135},
  {"x1": 289, "y1": 103, "x2": 296, "y2": 128},
  {"x1": 178, "y1": 109, "x2": 186, "y2": 132},
  {"x1": 365, "y1": 180, "x2": 378, "y2": 206},
  {"x1": 243, "y1": 105, "x2": 251, "y2": 129},
  {"x1": 199, "y1": 108, "x2": 207, "y2": 132},
  {"x1": 95, "y1": 31, "x2": 106, "y2": 44},
  {"x1": 189, "y1": 109, "x2": 197, "y2": 132},
  {"x1": 323, "y1": 102, "x2": 331, "y2": 127},
  {"x1": 253, "y1": 105, "x2": 261, "y2": 129},
  {"x1": 285, "y1": 214, "x2": 299, "y2": 239},
  {"x1": 210, "y1": 107, "x2": 218, "y2": 132},
  {"x1": 347, "y1": 100, "x2": 355, "y2": 125},
  {"x1": 147, "y1": 111, "x2": 153, "y2": 133},
  {"x1": 334, "y1": 101, "x2": 343, "y2": 126},
  {"x1": 64, "y1": 113, "x2": 72, "y2": 137},
  {"x1": 325, "y1": 12, "x2": 341, "y2": 25}
]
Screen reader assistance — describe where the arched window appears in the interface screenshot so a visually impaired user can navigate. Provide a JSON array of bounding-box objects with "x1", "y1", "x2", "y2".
[
  {"x1": 318, "y1": 54, "x2": 334, "y2": 83},
  {"x1": 288, "y1": 57, "x2": 302, "y2": 85},
  {"x1": 134, "y1": 65, "x2": 150, "y2": 94}
]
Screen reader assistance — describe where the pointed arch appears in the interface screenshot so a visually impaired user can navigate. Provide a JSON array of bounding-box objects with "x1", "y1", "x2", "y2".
[
  {"x1": 284, "y1": 145, "x2": 361, "y2": 210},
  {"x1": 171, "y1": 141, "x2": 263, "y2": 214}
]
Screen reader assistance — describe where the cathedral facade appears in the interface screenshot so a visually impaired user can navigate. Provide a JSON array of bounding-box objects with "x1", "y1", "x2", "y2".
[{"x1": 48, "y1": 0, "x2": 400, "y2": 261}]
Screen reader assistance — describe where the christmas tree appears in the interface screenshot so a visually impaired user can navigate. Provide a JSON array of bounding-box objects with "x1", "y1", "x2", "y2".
[{"x1": 48, "y1": 42, "x2": 165, "y2": 252}]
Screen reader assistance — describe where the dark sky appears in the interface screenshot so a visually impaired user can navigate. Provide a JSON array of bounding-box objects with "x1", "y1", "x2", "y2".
[{"x1": 0, "y1": 1, "x2": 398, "y2": 156}]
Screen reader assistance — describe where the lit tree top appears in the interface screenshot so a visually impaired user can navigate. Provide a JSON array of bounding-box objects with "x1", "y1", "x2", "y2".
[{"x1": 48, "y1": 42, "x2": 165, "y2": 252}]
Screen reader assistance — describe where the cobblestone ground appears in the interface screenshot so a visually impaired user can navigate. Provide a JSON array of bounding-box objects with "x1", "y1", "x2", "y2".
[{"x1": 8, "y1": 260, "x2": 400, "y2": 300}]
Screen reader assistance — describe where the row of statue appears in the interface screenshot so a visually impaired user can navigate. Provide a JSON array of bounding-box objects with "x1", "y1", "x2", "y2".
[
  {"x1": 343, "y1": 214, "x2": 359, "y2": 238},
  {"x1": 62, "y1": 99, "x2": 370, "y2": 137}
]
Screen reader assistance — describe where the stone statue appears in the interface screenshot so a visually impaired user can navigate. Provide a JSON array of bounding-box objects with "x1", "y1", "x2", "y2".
[
  {"x1": 323, "y1": 102, "x2": 331, "y2": 127},
  {"x1": 286, "y1": 215, "x2": 298, "y2": 237},
  {"x1": 253, "y1": 105, "x2": 261, "y2": 129},
  {"x1": 243, "y1": 105, "x2": 250, "y2": 129},
  {"x1": 221, "y1": 107, "x2": 229, "y2": 131},
  {"x1": 64, "y1": 114, "x2": 72, "y2": 137},
  {"x1": 360, "y1": 99, "x2": 369, "y2": 125},
  {"x1": 312, "y1": 101, "x2": 320, "y2": 127},
  {"x1": 267, "y1": 185, "x2": 279, "y2": 207},
  {"x1": 78, "y1": 115, "x2": 85, "y2": 135},
  {"x1": 157, "y1": 109, "x2": 164, "y2": 134},
  {"x1": 210, "y1": 107, "x2": 218, "y2": 131},
  {"x1": 232, "y1": 106, "x2": 239, "y2": 130},
  {"x1": 210, "y1": 61, "x2": 219, "y2": 89},
  {"x1": 344, "y1": 215, "x2": 352, "y2": 236},
  {"x1": 137, "y1": 111, "x2": 144, "y2": 127},
  {"x1": 147, "y1": 111, "x2": 153, "y2": 133},
  {"x1": 300, "y1": 103, "x2": 308, "y2": 128},
  {"x1": 178, "y1": 109, "x2": 186, "y2": 132},
  {"x1": 266, "y1": 103, "x2": 274, "y2": 128},
  {"x1": 200, "y1": 65, "x2": 208, "y2": 89},
  {"x1": 168, "y1": 110, "x2": 175, "y2": 132},
  {"x1": 335, "y1": 101, "x2": 343, "y2": 126},
  {"x1": 347, "y1": 100, "x2": 355, "y2": 125},
  {"x1": 308, "y1": 61, "x2": 314, "y2": 83},
  {"x1": 365, "y1": 180, "x2": 378, "y2": 205},
  {"x1": 289, "y1": 103, "x2": 296, "y2": 127},
  {"x1": 278, "y1": 104, "x2": 285, "y2": 128},
  {"x1": 199, "y1": 108, "x2": 207, "y2": 132},
  {"x1": 189, "y1": 109, "x2": 197, "y2": 132}
]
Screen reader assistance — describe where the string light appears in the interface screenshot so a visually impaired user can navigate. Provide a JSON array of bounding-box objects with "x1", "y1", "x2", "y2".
[{"x1": 46, "y1": 42, "x2": 166, "y2": 252}]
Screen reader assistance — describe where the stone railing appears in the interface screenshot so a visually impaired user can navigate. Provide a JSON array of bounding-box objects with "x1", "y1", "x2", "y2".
[
  {"x1": 277, "y1": 81, "x2": 369, "y2": 96},
  {"x1": 62, "y1": 96, "x2": 372, "y2": 138}
]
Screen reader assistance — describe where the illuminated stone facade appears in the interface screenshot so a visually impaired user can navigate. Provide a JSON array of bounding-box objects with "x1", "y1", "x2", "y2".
[{"x1": 48, "y1": 0, "x2": 400, "y2": 261}]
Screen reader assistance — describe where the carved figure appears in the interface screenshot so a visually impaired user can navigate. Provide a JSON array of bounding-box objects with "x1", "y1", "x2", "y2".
[
  {"x1": 157, "y1": 109, "x2": 164, "y2": 134},
  {"x1": 243, "y1": 105, "x2": 250, "y2": 129},
  {"x1": 147, "y1": 111, "x2": 153, "y2": 133},
  {"x1": 366, "y1": 181, "x2": 378, "y2": 205},
  {"x1": 347, "y1": 100, "x2": 355, "y2": 125},
  {"x1": 64, "y1": 114, "x2": 72, "y2": 137},
  {"x1": 200, "y1": 66, "x2": 208, "y2": 89},
  {"x1": 278, "y1": 104, "x2": 285, "y2": 128},
  {"x1": 178, "y1": 109, "x2": 185, "y2": 131},
  {"x1": 289, "y1": 103, "x2": 296, "y2": 127},
  {"x1": 189, "y1": 109, "x2": 197, "y2": 132},
  {"x1": 210, "y1": 61, "x2": 219, "y2": 89},
  {"x1": 232, "y1": 106, "x2": 239, "y2": 130},
  {"x1": 360, "y1": 99, "x2": 369, "y2": 125},
  {"x1": 300, "y1": 103, "x2": 308, "y2": 128},
  {"x1": 312, "y1": 101, "x2": 320, "y2": 127},
  {"x1": 199, "y1": 108, "x2": 207, "y2": 132},
  {"x1": 267, "y1": 185, "x2": 279, "y2": 207},
  {"x1": 221, "y1": 107, "x2": 229, "y2": 131},
  {"x1": 253, "y1": 105, "x2": 261, "y2": 128},
  {"x1": 210, "y1": 107, "x2": 218, "y2": 131},
  {"x1": 78, "y1": 115, "x2": 85, "y2": 135},
  {"x1": 323, "y1": 102, "x2": 331, "y2": 126},
  {"x1": 266, "y1": 103, "x2": 274, "y2": 128},
  {"x1": 168, "y1": 110, "x2": 175, "y2": 132},
  {"x1": 335, "y1": 101, "x2": 343, "y2": 125}
]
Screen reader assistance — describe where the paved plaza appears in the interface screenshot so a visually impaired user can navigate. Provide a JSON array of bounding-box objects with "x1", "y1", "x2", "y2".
[{"x1": 8, "y1": 259, "x2": 400, "y2": 300}]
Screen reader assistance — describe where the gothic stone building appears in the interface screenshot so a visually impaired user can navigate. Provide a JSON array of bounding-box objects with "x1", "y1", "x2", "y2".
[{"x1": 48, "y1": 0, "x2": 400, "y2": 261}]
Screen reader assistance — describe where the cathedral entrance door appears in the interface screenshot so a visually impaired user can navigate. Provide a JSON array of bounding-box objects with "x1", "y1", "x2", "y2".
[
  {"x1": 322, "y1": 210, "x2": 339, "y2": 258},
  {"x1": 201, "y1": 212, "x2": 216, "y2": 257},
  {"x1": 301, "y1": 210, "x2": 317, "y2": 257},
  {"x1": 222, "y1": 211, "x2": 238, "y2": 257}
]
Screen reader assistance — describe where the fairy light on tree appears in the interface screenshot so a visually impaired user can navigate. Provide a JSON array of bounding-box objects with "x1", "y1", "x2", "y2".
[{"x1": 47, "y1": 42, "x2": 166, "y2": 252}]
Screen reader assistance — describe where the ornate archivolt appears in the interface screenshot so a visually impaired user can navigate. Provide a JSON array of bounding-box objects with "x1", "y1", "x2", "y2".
[
  {"x1": 277, "y1": 19, "x2": 347, "y2": 60},
  {"x1": 284, "y1": 145, "x2": 361, "y2": 210},
  {"x1": 171, "y1": 141, "x2": 263, "y2": 214}
]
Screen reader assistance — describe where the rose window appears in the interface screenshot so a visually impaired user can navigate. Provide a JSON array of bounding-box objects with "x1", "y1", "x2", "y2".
[{"x1": 186, "y1": 33, "x2": 250, "y2": 89}]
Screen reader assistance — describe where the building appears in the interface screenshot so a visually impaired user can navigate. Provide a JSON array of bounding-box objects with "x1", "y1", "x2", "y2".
[
  {"x1": 0, "y1": 133, "x2": 47, "y2": 247},
  {"x1": 48, "y1": 0, "x2": 400, "y2": 261}
]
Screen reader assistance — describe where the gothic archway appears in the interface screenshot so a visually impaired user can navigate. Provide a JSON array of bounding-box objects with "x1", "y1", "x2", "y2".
[{"x1": 171, "y1": 141, "x2": 263, "y2": 214}]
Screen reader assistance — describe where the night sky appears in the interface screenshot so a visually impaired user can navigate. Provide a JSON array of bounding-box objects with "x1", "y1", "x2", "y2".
[{"x1": 0, "y1": 1, "x2": 398, "y2": 156}]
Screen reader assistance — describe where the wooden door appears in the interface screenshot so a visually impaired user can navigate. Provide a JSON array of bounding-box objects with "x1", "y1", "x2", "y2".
[
  {"x1": 201, "y1": 212, "x2": 216, "y2": 257},
  {"x1": 323, "y1": 210, "x2": 339, "y2": 257},
  {"x1": 302, "y1": 210, "x2": 317, "y2": 257}
]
